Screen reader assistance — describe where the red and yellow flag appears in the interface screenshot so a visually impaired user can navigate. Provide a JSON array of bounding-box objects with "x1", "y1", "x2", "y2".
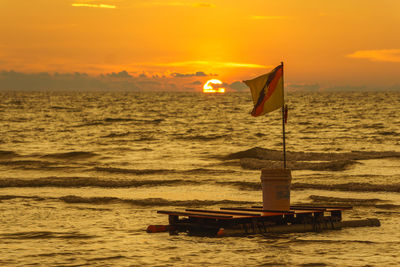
[{"x1": 243, "y1": 64, "x2": 284, "y2": 117}]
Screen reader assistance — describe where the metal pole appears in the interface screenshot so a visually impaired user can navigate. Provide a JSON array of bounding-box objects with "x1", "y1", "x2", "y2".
[{"x1": 281, "y1": 62, "x2": 286, "y2": 169}]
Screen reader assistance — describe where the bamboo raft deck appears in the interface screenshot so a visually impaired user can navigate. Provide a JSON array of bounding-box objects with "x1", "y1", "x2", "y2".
[{"x1": 148, "y1": 205, "x2": 380, "y2": 237}]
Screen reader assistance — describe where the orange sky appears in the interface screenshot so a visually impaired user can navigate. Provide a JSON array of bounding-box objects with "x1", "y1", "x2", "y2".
[{"x1": 1, "y1": 0, "x2": 400, "y2": 90}]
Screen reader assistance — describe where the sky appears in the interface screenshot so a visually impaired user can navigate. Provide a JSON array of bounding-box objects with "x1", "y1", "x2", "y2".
[{"x1": 1, "y1": 0, "x2": 400, "y2": 91}]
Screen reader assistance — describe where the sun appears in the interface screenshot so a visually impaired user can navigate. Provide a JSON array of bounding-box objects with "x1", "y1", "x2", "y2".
[{"x1": 203, "y1": 79, "x2": 226, "y2": 93}]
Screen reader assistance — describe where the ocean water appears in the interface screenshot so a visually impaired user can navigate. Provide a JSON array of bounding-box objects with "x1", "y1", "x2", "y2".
[{"x1": 0, "y1": 91, "x2": 399, "y2": 266}]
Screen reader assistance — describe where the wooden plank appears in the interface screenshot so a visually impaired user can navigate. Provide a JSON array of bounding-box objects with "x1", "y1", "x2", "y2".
[
  {"x1": 157, "y1": 210, "x2": 232, "y2": 219},
  {"x1": 290, "y1": 207, "x2": 327, "y2": 211},
  {"x1": 294, "y1": 210, "x2": 324, "y2": 214},
  {"x1": 251, "y1": 206, "x2": 292, "y2": 212},
  {"x1": 253, "y1": 205, "x2": 352, "y2": 211},
  {"x1": 220, "y1": 207, "x2": 294, "y2": 214},
  {"x1": 185, "y1": 209, "x2": 261, "y2": 217},
  {"x1": 290, "y1": 205, "x2": 352, "y2": 210}
]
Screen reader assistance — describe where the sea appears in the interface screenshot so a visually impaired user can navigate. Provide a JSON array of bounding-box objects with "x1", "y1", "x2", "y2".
[{"x1": 0, "y1": 91, "x2": 399, "y2": 266}]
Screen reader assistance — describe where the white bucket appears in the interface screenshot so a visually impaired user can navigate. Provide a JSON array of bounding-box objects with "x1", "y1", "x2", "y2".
[{"x1": 260, "y1": 168, "x2": 292, "y2": 211}]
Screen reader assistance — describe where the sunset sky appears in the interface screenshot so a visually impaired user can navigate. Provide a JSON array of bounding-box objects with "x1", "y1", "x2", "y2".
[{"x1": 1, "y1": 0, "x2": 399, "y2": 91}]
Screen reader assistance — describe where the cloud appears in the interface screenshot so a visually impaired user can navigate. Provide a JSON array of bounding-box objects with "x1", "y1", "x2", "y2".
[
  {"x1": 249, "y1": 15, "x2": 288, "y2": 20},
  {"x1": 0, "y1": 70, "x2": 209, "y2": 91},
  {"x1": 228, "y1": 81, "x2": 248, "y2": 92},
  {"x1": 191, "y1": 81, "x2": 202, "y2": 85},
  {"x1": 144, "y1": 2, "x2": 215, "y2": 8},
  {"x1": 105, "y1": 70, "x2": 132, "y2": 78},
  {"x1": 347, "y1": 49, "x2": 400, "y2": 62},
  {"x1": 0, "y1": 71, "x2": 105, "y2": 91},
  {"x1": 3, "y1": 70, "x2": 397, "y2": 92},
  {"x1": 72, "y1": 3, "x2": 117, "y2": 9},
  {"x1": 171, "y1": 71, "x2": 208, "y2": 78},
  {"x1": 159, "y1": 61, "x2": 268, "y2": 69}
]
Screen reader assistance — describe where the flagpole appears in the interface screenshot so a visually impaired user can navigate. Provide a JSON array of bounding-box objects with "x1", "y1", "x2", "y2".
[{"x1": 281, "y1": 61, "x2": 286, "y2": 169}]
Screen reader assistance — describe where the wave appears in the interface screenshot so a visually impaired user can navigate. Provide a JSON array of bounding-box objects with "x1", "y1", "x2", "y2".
[
  {"x1": 0, "y1": 177, "x2": 202, "y2": 188},
  {"x1": 101, "y1": 136, "x2": 157, "y2": 142},
  {"x1": 41, "y1": 151, "x2": 98, "y2": 160},
  {"x1": 0, "y1": 158, "x2": 88, "y2": 171},
  {"x1": 104, "y1": 118, "x2": 164, "y2": 124},
  {"x1": 50, "y1": 106, "x2": 79, "y2": 111},
  {"x1": 104, "y1": 118, "x2": 137, "y2": 122},
  {"x1": 226, "y1": 147, "x2": 400, "y2": 161},
  {"x1": 225, "y1": 147, "x2": 400, "y2": 171},
  {"x1": 59, "y1": 195, "x2": 256, "y2": 206},
  {"x1": 216, "y1": 181, "x2": 261, "y2": 191},
  {"x1": 174, "y1": 134, "x2": 229, "y2": 141},
  {"x1": 0, "y1": 150, "x2": 19, "y2": 159},
  {"x1": 73, "y1": 122, "x2": 106, "y2": 128},
  {"x1": 361, "y1": 123, "x2": 385, "y2": 129},
  {"x1": 216, "y1": 181, "x2": 400, "y2": 193},
  {"x1": 93, "y1": 167, "x2": 168, "y2": 175},
  {"x1": 0, "y1": 231, "x2": 95, "y2": 240},
  {"x1": 102, "y1": 132, "x2": 131, "y2": 138},
  {"x1": 181, "y1": 168, "x2": 237, "y2": 175},
  {"x1": 374, "y1": 204, "x2": 400, "y2": 210},
  {"x1": 0, "y1": 195, "x2": 45, "y2": 201},
  {"x1": 86, "y1": 256, "x2": 126, "y2": 262},
  {"x1": 93, "y1": 167, "x2": 236, "y2": 175},
  {"x1": 308, "y1": 195, "x2": 400, "y2": 209},
  {"x1": 74, "y1": 118, "x2": 163, "y2": 127},
  {"x1": 0, "y1": 160, "x2": 61, "y2": 171},
  {"x1": 309, "y1": 195, "x2": 384, "y2": 205},
  {"x1": 0, "y1": 160, "x2": 44, "y2": 166},
  {"x1": 240, "y1": 158, "x2": 357, "y2": 171},
  {"x1": 0, "y1": 194, "x2": 256, "y2": 207},
  {"x1": 2, "y1": 177, "x2": 399, "y2": 193},
  {"x1": 377, "y1": 131, "x2": 400, "y2": 137},
  {"x1": 292, "y1": 239, "x2": 377, "y2": 245},
  {"x1": 133, "y1": 136, "x2": 157, "y2": 142},
  {"x1": 292, "y1": 182, "x2": 400, "y2": 193}
]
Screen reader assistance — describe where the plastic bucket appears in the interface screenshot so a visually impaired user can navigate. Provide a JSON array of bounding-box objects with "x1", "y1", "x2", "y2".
[{"x1": 260, "y1": 168, "x2": 292, "y2": 211}]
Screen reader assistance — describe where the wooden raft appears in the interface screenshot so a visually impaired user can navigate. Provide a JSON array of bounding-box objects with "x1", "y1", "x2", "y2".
[{"x1": 148, "y1": 205, "x2": 380, "y2": 237}]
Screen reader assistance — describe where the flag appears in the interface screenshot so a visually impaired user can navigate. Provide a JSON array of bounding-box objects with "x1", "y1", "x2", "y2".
[{"x1": 243, "y1": 64, "x2": 284, "y2": 117}]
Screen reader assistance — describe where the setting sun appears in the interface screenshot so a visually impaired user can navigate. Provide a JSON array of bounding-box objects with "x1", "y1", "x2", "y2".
[{"x1": 203, "y1": 79, "x2": 226, "y2": 93}]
